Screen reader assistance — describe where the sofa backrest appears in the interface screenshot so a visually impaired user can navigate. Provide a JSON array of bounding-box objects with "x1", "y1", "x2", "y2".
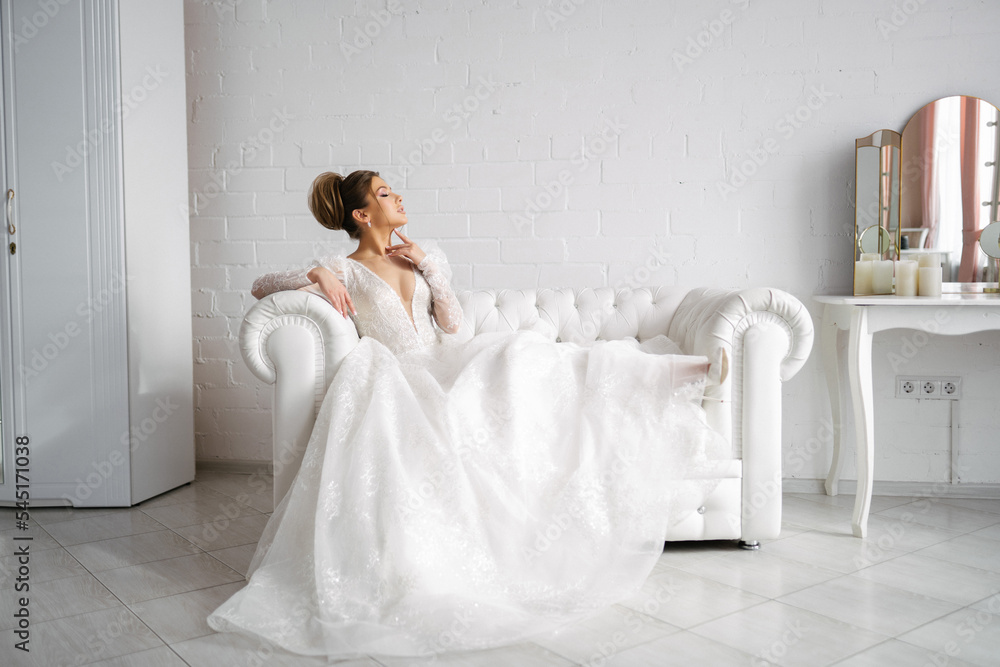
[{"x1": 454, "y1": 287, "x2": 691, "y2": 344}]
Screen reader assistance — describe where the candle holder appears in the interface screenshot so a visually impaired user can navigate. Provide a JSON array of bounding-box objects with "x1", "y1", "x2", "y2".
[{"x1": 987, "y1": 260, "x2": 1000, "y2": 294}]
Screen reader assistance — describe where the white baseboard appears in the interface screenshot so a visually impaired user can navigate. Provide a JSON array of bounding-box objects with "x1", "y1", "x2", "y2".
[
  {"x1": 196, "y1": 458, "x2": 272, "y2": 475},
  {"x1": 783, "y1": 478, "x2": 1000, "y2": 499},
  {"x1": 193, "y1": 462, "x2": 1000, "y2": 500}
]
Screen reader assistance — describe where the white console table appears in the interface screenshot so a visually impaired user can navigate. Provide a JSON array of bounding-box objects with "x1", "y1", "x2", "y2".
[{"x1": 814, "y1": 292, "x2": 1000, "y2": 537}]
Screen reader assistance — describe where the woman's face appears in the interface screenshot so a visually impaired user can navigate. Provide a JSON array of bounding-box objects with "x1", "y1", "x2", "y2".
[{"x1": 362, "y1": 177, "x2": 407, "y2": 229}]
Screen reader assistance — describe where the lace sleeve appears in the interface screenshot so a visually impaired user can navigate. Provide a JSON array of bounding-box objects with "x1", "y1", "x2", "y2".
[
  {"x1": 251, "y1": 255, "x2": 347, "y2": 300},
  {"x1": 417, "y1": 246, "x2": 463, "y2": 334}
]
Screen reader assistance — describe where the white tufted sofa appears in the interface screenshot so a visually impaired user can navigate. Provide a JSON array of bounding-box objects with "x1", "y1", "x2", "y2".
[{"x1": 240, "y1": 286, "x2": 814, "y2": 548}]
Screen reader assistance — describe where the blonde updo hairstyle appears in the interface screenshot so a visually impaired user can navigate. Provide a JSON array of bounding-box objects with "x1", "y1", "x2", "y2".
[{"x1": 308, "y1": 170, "x2": 380, "y2": 239}]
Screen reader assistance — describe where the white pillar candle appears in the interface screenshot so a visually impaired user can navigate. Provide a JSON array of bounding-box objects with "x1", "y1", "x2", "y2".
[
  {"x1": 918, "y1": 266, "x2": 942, "y2": 296},
  {"x1": 872, "y1": 260, "x2": 894, "y2": 294},
  {"x1": 854, "y1": 261, "x2": 874, "y2": 295},
  {"x1": 860, "y1": 253, "x2": 881, "y2": 262},
  {"x1": 895, "y1": 260, "x2": 918, "y2": 296},
  {"x1": 917, "y1": 252, "x2": 941, "y2": 269}
]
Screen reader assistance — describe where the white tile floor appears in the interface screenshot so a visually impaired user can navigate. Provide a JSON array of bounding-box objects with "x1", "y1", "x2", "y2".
[{"x1": 2, "y1": 471, "x2": 999, "y2": 666}]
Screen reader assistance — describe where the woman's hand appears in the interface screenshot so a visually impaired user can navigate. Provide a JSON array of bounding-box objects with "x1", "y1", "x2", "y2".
[
  {"x1": 307, "y1": 266, "x2": 355, "y2": 318},
  {"x1": 385, "y1": 229, "x2": 426, "y2": 266}
]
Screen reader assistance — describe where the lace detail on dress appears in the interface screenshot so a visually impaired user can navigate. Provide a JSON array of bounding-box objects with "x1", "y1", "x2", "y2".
[
  {"x1": 250, "y1": 246, "x2": 462, "y2": 355},
  {"x1": 251, "y1": 255, "x2": 348, "y2": 299},
  {"x1": 343, "y1": 259, "x2": 438, "y2": 355},
  {"x1": 417, "y1": 245, "x2": 463, "y2": 334}
]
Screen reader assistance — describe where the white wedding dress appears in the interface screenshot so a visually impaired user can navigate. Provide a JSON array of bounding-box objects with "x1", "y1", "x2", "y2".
[{"x1": 207, "y1": 247, "x2": 725, "y2": 659}]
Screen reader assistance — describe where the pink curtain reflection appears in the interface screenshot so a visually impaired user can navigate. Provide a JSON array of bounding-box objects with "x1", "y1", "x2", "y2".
[
  {"x1": 958, "y1": 98, "x2": 982, "y2": 282},
  {"x1": 900, "y1": 105, "x2": 938, "y2": 247}
]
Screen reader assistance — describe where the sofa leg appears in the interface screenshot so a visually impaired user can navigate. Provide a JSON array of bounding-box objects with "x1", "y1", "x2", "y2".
[{"x1": 738, "y1": 540, "x2": 760, "y2": 550}]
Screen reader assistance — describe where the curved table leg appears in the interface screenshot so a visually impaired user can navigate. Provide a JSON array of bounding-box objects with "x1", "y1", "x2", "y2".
[
  {"x1": 847, "y1": 307, "x2": 875, "y2": 538},
  {"x1": 822, "y1": 306, "x2": 844, "y2": 496}
]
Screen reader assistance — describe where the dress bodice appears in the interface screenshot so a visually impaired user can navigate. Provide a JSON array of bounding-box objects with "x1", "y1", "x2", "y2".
[
  {"x1": 340, "y1": 259, "x2": 439, "y2": 355},
  {"x1": 250, "y1": 244, "x2": 463, "y2": 357}
]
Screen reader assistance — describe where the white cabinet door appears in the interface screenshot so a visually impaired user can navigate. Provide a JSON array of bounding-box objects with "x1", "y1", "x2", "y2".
[{"x1": 0, "y1": 0, "x2": 131, "y2": 506}]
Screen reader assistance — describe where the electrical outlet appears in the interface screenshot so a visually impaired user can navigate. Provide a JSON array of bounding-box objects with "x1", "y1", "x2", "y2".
[
  {"x1": 942, "y1": 378, "x2": 962, "y2": 397},
  {"x1": 895, "y1": 376, "x2": 961, "y2": 400}
]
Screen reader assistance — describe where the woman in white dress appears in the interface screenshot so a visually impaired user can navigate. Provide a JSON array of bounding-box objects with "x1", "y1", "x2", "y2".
[{"x1": 207, "y1": 170, "x2": 725, "y2": 659}]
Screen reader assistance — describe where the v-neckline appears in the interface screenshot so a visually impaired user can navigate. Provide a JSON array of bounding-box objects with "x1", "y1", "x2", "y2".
[{"x1": 346, "y1": 257, "x2": 419, "y2": 332}]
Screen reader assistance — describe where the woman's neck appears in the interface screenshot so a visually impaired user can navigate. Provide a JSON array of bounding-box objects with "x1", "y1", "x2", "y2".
[{"x1": 352, "y1": 227, "x2": 395, "y2": 259}]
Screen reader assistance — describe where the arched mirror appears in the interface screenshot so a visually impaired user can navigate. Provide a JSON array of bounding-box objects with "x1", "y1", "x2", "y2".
[{"x1": 899, "y1": 95, "x2": 1000, "y2": 288}]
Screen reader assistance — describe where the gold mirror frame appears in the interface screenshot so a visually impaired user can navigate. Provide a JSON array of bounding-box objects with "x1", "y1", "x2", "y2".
[{"x1": 853, "y1": 130, "x2": 900, "y2": 295}]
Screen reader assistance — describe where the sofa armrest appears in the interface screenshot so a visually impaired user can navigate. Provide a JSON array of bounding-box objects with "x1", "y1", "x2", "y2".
[
  {"x1": 240, "y1": 290, "x2": 360, "y2": 388},
  {"x1": 668, "y1": 287, "x2": 814, "y2": 382},
  {"x1": 669, "y1": 287, "x2": 815, "y2": 542},
  {"x1": 240, "y1": 290, "x2": 361, "y2": 507}
]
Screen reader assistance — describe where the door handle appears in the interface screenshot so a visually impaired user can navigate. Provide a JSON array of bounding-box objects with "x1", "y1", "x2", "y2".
[{"x1": 6, "y1": 189, "x2": 14, "y2": 234}]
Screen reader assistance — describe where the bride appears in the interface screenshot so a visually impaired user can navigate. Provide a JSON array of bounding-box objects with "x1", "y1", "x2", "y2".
[{"x1": 207, "y1": 170, "x2": 726, "y2": 659}]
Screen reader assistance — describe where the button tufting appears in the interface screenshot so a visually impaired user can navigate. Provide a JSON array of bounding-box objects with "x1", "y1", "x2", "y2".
[{"x1": 697, "y1": 506, "x2": 706, "y2": 514}]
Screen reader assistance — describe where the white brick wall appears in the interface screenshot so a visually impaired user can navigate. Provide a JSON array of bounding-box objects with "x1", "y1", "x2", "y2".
[{"x1": 186, "y1": 0, "x2": 1000, "y2": 485}]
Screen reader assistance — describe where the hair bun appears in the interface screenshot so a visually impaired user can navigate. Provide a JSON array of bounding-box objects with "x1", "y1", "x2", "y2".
[
  {"x1": 308, "y1": 171, "x2": 345, "y2": 232},
  {"x1": 307, "y1": 170, "x2": 381, "y2": 240}
]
